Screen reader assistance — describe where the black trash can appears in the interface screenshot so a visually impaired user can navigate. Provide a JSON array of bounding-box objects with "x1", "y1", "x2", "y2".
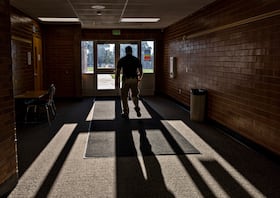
[{"x1": 190, "y1": 89, "x2": 207, "y2": 122}]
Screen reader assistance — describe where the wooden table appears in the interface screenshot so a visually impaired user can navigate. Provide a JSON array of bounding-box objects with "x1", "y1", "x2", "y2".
[{"x1": 15, "y1": 90, "x2": 48, "y2": 99}]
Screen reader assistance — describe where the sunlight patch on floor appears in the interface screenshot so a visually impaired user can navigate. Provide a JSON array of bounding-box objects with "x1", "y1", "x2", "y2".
[
  {"x1": 162, "y1": 120, "x2": 265, "y2": 198},
  {"x1": 9, "y1": 123, "x2": 77, "y2": 197},
  {"x1": 86, "y1": 101, "x2": 95, "y2": 121}
]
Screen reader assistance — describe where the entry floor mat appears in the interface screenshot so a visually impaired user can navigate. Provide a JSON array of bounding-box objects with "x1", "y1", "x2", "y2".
[{"x1": 84, "y1": 98, "x2": 199, "y2": 157}]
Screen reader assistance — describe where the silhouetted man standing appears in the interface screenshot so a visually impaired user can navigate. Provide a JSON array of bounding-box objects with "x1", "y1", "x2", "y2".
[{"x1": 116, "y1": 46, "x2": 143, "y2": 119}]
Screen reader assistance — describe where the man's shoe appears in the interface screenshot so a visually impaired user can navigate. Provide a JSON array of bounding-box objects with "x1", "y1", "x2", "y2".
[
  {"x1": 121, "y1": 113, "x2": 129, "y2": 119},
  {"x1": 134, "y1": 107, "x2": 141, "y2": 117}
]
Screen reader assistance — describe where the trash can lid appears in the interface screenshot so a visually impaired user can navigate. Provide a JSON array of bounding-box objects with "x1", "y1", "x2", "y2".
[{"x1": 190, "y1": 88, "x2": 207, "y2": 95}]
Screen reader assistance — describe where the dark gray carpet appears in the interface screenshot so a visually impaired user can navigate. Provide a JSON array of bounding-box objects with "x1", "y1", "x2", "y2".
[{"x1": 84, "y1": 98, "x2": 199, "y2": 157}]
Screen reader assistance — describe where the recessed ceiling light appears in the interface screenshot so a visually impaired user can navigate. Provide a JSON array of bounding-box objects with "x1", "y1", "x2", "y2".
[
  {"x1": 91, "y1": 5, "x2": 105, "y2": 9},
  {"x1": 120, "y1": 18, "x2": 160, "y2": 23},
  {"x1": 38, "y1": 17, "x2": 80, "y2": 22}
]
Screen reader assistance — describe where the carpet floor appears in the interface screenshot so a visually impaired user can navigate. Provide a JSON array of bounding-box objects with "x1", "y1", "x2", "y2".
[
  {"x1": 85, "y1": 98, "x2": 199, "y2": 157},
  {"x1": 8, "y1": 96, "x2": 280, "y2": 198}
]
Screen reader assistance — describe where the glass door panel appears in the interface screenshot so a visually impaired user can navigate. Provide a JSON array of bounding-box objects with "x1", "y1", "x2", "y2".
[
  {"x1": 120, "y1": 43, "x2": 138, "y2": 58},
  {"x1": 97, "y1": 74, "x2": 115, "y2": 90},
  {"x1": 95, "y1": 42, "x2": 139, "y2": 94},
  {"x1": 96, "y1": 43, "x2": 115, "y2": 91},
  {"x1": 82, "y1": 40, "x2": 155, "y2": 96},
  {"x1": 118, "y1": 43, "x2": 139, "y2": 88},
  {"x1": 97, "y1": 43, "x2": 115, "y2": 69}
]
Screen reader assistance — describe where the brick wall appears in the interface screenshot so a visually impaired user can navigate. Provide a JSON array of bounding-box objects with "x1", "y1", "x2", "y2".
[
  {"x1": 0, "y1": 0, "x2": 18, "y2": 196},
  {"x1": 161, "y1": 0, "x2": 280, "y2": 154}
]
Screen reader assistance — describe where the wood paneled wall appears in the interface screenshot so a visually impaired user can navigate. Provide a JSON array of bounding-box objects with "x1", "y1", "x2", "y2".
[
  {"x1": 43, "y1": 25, "x2": 82, "y2": 97},
  {"x1": 10, "y1": 8, "x2": 38, "y2": 95},
  {"x1": 0, "y1": 0, "x2": 18, "y2": 196},
  {"x1": 161, "y1": 0, "x2": 280, "y2": 155},
  {"x1": 43, "y1": 27, "x2": 162, "y2": 97},
  {"x1": 82, "y1": 29, "x2": 162, "y2": 41}
]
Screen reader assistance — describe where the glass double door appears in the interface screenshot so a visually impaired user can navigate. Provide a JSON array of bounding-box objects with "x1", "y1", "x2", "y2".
[{"x1": 95, "y1": 41, "x2": 139, "y2": 96}]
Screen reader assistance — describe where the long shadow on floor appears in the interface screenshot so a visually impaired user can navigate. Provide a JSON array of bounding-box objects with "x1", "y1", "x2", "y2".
[
  {"x1": 15, "y1": 96, "x2": 280, "y2": 197},
  {"x1": 142, "y1": 95, "x2": 280, "y2": 198},
  {"x1": 114, "y1": 99, "x2": 219, "y2": 197},
  {"x1": 116, "y1": 119, "x2": 175, "y2": 198},
  {"x1": 16, "y1": 98, "x2": 93, "y2": 177}
]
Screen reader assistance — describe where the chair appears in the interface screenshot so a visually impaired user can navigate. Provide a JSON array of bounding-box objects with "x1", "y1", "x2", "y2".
[
  {"x1": 47, "y1": 84, "x2": 56, "y2": 119},
  {"x1": 25, "y1": 84, "x2": 56, "y2": 125}
]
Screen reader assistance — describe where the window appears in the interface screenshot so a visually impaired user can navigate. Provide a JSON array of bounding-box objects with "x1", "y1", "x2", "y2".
[
  {"x1": 141, "y1": 41, "x2": 154, "y2": 73},
  {"x1": 120, "y1": 43, "x2": 138, "y2": 58},
  {"x1": 81, "y1": 41, "x2": 94, "y2": 73},
  {"x1": 81, "y1": 41, "x2": 155, "y2": 74},
  {"x1": 97, "y1": 43, "x2": 115, "y2": 69}
]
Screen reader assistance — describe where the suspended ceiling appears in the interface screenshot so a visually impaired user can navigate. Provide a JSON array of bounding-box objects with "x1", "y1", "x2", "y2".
[{"x1": 10, "y1": 0, "x2": 215, "y2": 29}]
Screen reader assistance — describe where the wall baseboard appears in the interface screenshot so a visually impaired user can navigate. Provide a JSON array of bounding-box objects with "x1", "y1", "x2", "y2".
[
  {"x1": 209, "y1": 119, "x2": 280, "y2": 165},
  {"x1": 0, "y1": 173, "x2": 18, "y2": 197}
]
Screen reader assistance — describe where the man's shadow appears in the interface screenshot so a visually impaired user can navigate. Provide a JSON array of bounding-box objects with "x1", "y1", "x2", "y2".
[{"x1": 116, "y1": 119, "x2": 175, "y2": 198}]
